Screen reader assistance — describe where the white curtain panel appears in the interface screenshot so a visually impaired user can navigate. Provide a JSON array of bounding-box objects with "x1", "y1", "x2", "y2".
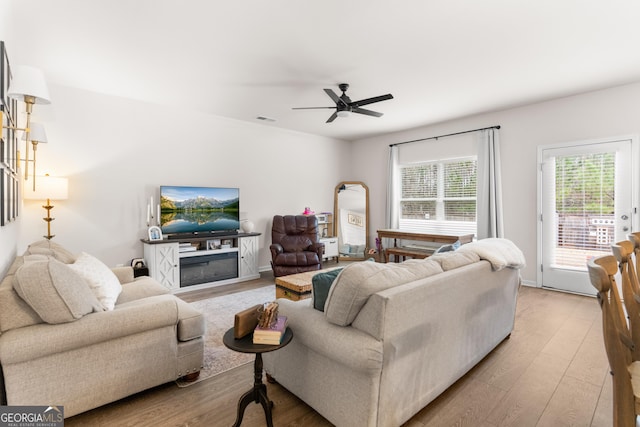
[
  {"x1": 476, "y1": 128, "x2": 504, "y2": 239},
  {"x1": 385, "y1": 145, "x2": 400, "y2": 248}
]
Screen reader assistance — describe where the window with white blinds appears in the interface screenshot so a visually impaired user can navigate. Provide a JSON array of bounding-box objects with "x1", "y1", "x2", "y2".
[
  {"x1": 399, "y1": 157, "x2": 477, "y2": 235},
  {"x1": 553, "y1": 152, "x2": 615, "y2": 267}
]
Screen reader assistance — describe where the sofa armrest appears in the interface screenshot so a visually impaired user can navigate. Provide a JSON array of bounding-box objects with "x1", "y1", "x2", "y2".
[
  {"x1": 310, "y1": 242, "x2": 325, "y2": 257},
  {"x1": 269, "y1": 243, "x2": 283, "y2": 259},
  {"x1": 174, "y1": 298, "x2": 205, "y2": 341},
  {"x1": 0, "y1": 294, "x2": 179, "y2": 365},
  {"x1": 276, "y1": 298, "x2": 382, "y2": 372},
  {"x1": 111, "y1": 266, "x2": 134, "y2": 284},
  {"x1": 310, "y1": 242, "x2": 325, "y2": 268}
]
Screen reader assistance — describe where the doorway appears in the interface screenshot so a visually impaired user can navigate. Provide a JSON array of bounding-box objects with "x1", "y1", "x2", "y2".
[{"x1": 538, "y1": 136, "x2": 638, "y2": 295}]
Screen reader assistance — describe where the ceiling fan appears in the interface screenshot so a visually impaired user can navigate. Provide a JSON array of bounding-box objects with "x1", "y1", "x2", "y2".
[{"x1": 293, "y1": 83, "x2": 393, "y2": 123}]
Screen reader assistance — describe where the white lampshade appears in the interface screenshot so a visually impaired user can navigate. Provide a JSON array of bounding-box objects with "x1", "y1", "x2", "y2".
[
  {"x1": 336, "y1": 110, "x2": 351, "y2": 118},
  {"x1": 21, "y1": 122, "x2": 48, "y2": 143},
  {"x1": 23, "y1": 176, "x2": 68, "y2": 200},
  {"x1": 7, "y1": 66, "x2": 51, "y2": 104}
]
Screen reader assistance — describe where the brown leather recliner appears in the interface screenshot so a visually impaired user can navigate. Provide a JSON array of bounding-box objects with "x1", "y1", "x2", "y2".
[{"x1": 270, "y1": 215, "x2": 324, "y2": 277}]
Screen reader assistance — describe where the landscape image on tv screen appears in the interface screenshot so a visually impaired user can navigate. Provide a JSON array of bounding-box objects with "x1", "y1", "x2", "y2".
[{"x1": 160, "y1": 186, "x2": 240, "y2": 235}]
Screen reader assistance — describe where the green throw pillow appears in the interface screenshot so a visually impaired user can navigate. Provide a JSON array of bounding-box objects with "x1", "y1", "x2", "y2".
[{"x1": 312, "y1": 268, "x2": 343, "y2": 312}]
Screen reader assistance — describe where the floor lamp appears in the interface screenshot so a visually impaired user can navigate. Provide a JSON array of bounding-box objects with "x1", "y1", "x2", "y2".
[{"x1": 24, "y1": 175, "x2": 68, "y2": 240}]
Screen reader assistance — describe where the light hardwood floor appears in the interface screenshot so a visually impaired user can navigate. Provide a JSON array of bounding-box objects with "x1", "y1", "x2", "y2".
[{"x1": 66, "y1": 276, "x2": 613, "y2": 427}]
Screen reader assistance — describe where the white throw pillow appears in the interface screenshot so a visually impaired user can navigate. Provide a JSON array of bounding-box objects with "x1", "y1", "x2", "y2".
[{"x1": 68, "y1": 252, "x2": 122, "y2": 310}]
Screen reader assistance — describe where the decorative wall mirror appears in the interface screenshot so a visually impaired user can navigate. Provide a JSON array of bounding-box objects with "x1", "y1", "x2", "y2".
[{"x1": 334, "y1": 181, "x2": 369, "y2": 260}]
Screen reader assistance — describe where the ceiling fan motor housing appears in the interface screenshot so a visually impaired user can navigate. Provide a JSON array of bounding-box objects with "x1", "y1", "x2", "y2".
[
  {"x1": 292, "y1": 83, "x2": 393, "y2": 123},
  {"x1": 337, "y1": 103, "x2": 352, "y2": 113}
]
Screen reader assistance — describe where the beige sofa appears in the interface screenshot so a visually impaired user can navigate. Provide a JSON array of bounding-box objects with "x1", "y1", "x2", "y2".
[
  {"x1": 0, "y1": 240, "x2": 205, "y2": 418},
  {"x1": 264, "y1": 238, "x2": 525, "y2": 427}
]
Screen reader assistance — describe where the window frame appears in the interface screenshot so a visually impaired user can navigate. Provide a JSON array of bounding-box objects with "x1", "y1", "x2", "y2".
[{"x1": 398, "y1": 156, "x2": 478, "y2": 235}]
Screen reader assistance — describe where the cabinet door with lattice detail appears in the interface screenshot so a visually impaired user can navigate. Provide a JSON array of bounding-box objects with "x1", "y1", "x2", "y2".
[
  {"x1": 144, "y1": 242, "x2": 180, "y2": 291},
  {"x1": 239, "y1": 236, "x2": 259, "y2": 280}
]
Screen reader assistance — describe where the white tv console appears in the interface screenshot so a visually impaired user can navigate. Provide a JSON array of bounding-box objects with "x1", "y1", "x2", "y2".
[{"x1": 141, "y1": 232, "x2": 260, "y2": 293}]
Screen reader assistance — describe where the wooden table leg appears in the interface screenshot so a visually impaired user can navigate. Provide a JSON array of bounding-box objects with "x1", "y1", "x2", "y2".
[{"x1": 231, "y1": 353, "x2": 274, "y2": 427}]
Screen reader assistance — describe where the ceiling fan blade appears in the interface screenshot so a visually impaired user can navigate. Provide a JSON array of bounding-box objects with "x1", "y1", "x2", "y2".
[
  {"x1": 324, "y1": 89, "x2": 348, "y2": 107},
  {"x1": 326, "y1": 111, "x2": 338, "y2": 123},
  {"x1": 353, "y1": 107, "x2": 383, "y2": 117},
  {"x1": 351, "y1": 94, "x2": 394, "y2": 107},
  {"x1": 292, "y1": 106, "x2": 335, "y2": 110}
]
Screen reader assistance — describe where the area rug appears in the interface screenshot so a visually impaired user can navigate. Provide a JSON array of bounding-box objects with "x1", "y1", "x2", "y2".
[{"x1": 176, "y1": 285, "x2": 276, "y2": 387}]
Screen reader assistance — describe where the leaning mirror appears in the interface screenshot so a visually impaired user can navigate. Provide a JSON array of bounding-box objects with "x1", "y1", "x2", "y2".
[{"x1": 334, "y1": 181, "x2": 369, "y2": 260}]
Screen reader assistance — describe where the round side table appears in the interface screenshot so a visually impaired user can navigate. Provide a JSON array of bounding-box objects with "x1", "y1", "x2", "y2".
[{"x1": 223, "y1": 327, "x2": 293, "y2": 427}]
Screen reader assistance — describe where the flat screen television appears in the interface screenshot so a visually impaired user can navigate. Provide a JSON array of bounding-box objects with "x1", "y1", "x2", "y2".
[{"x1": 159, "y1": 186, "x2": 240, "y2": 237}]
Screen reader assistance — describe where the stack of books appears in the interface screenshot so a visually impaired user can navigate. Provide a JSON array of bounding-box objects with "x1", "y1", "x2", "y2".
[{"x1": 253, "y1": 315, "x2": 288, "y2": 345}]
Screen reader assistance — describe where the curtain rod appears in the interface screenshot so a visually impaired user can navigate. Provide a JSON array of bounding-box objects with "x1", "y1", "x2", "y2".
[{"x1": 389, "y1": 125, "x2": 501, "y2": 147}]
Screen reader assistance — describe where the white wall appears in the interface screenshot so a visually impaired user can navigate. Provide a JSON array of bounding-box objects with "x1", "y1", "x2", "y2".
[
  {"x1": 352, "y1": 81, "x2": 640, "y2": 284},
  {"x1": 14, "y1": 84, "x2": 350, "y2": 270},
  {"x1": 0, "y1": 2, "x2": 19, "y2": 277}
]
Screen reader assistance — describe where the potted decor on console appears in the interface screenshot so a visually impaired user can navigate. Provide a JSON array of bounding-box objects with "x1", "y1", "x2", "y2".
[{"x1": 241, "y1": 219, "x2": 255, "y2": 233}]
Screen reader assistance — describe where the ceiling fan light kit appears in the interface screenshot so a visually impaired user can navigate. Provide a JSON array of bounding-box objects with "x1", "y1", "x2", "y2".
[{"x1": 293, "y1": 83, "x2": 393, "y2": 123}]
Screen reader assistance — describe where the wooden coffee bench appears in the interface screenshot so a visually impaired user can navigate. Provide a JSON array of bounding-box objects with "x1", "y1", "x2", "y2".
[{"x1": 275, "y1": 267, "x2": 343, "y2": 301}]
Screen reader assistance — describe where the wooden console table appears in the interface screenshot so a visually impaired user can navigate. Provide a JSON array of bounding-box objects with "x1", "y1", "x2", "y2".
[{"x1": 377, "y1": 229, "x2": 474, "y2": 262}]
